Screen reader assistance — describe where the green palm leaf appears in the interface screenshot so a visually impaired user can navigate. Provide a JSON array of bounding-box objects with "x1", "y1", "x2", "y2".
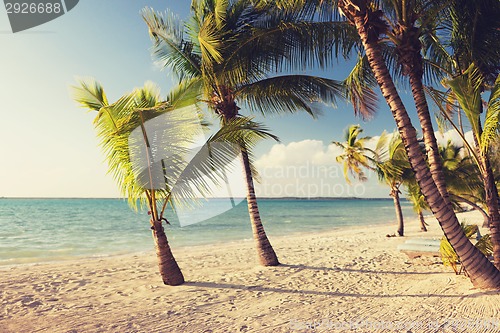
[
  {"x1": 445, "y1": 64, "x2": 483, "y2": 138},
  {"x1": 142, "y1": 7, "x2": 202, "y2": 80},
  {"x1": 481, "y1": 74, "x2": 500, "y2": 152},
  {"x1": 236, "y1": 75, "x2": 346, "y2": 117},
  {"x1": 72, "y1": 77, "x2": 109, "y2": 111},
  {"x1": 343, "y1": 53, "x2": 379, "y2": 119}
]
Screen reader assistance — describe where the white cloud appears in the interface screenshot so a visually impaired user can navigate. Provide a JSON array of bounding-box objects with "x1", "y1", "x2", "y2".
[
  {"x1": 255, "y1": 140, "x2": 341, "y2": 169},
  {"x1": 435, "y1": 129, "x2": 475, "y2": 149},
  {"x1": 251, "y1": 130, "x2": 475, "y2": 199},
  {"x1": 254, "y1": 139, "x2": 386, "y2": 198}
]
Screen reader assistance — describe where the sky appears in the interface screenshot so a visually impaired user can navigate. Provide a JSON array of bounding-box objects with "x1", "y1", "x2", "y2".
[{"x1": 0, "y1": 1, "x2": 456, "y2": 198}]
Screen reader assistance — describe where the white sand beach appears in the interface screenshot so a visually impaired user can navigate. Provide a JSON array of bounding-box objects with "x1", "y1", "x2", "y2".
[{"x1": 1, "y1": 210, "x2": 499, "y2": 333}]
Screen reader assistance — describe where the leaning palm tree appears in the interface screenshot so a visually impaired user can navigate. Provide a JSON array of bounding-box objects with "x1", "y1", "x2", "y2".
[
  {"x1": 266, "y1": 0, "x2": 500, "y2": 287},
  {"x1": 333, "y1": 0, "x2": 500, "y2": 288},
  {"x1": 445, "y1": 67, "x2": 500, "y2": 268},
  {"x1": 422, "y1": 0, "x2": 500, "y2": 267},
  {"x1": 73, "y1": 78, "x2": 275, "y2": 285},
  {"x1": 142, "y1": 0, "x2": 377, "y2": 266}
]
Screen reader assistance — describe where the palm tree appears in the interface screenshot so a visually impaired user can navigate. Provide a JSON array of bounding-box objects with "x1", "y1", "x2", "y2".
[
  {"x1": 422, "y1": 0, "x2": 500, "y2": 267},
  {"x1": 332, "y1": 124, "x2": 375, "y2": 183},
  {"x1": 406, "y1": 182, "x2": 428, "y2": 231},
  {"x1": 256, "y1": 0, "x2": 500, "y2": 286},
  {"x1": 73, "y1": 79, "x2": 275, "y2": 284},
  {"x1": 445, "y1": 67, "x2": 500, "y2": 268},
  {"x1": 333, "y1": 126, "x2": 411, "y2": 236},
  {"x1": 369, "y1": 0, "x2": 453, "y2": 208},
  {"x1": 376, "y1": 133, "x2": 412, "y2": 236},
  {"x1": 142, "y1": 1, "x2": 377, "y2": 266},
  {"x1": 335, "y1": 0, "x2": 500, "y2": 288}
]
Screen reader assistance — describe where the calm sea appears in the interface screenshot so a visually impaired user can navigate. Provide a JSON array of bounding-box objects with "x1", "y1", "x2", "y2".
[{"x1": 0, "y1": 198, "x2": 413, "y2": 265}]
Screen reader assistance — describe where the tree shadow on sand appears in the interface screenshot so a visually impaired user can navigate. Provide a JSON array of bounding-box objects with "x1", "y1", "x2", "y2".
[
  {"x1": 279, "y1": 263, "x2": 447, "y2": 275},
  {"x1": 184, "y1": 281, "x2": 489, "y2": 299}
]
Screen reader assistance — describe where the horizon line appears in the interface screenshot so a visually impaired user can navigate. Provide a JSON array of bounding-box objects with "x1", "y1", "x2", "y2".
[{"x1": 0, "y1": 196, "x2": 394, "y2": 200}]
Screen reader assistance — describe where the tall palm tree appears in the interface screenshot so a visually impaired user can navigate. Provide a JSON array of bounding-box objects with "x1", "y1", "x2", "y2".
[
  {"x1": 142, "y1": 0, "x2": 377, "y2": 266},
  {"x1": 73, "y1": 79, "x2": 275, "y2": 284},
  {"x1": 335, "y1": 0, "x2": 500, "y2": 288},
  {"x1": 368, "y1": 0, "x2": 453, "y2": 208},
  {"x1": 422, "y1": 0, "x2": 500, "y2": 267},
  {"x1": 259, "y1": 0, "x2": 500, "y2": 286},
  {"x1": 445, "y1": 68, "x2": 500, "y2": 268}
]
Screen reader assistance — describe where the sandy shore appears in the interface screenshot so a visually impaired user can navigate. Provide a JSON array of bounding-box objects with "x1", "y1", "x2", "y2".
[{"x1": 1, "y1": 211, "x2": 499, "y2": 333}]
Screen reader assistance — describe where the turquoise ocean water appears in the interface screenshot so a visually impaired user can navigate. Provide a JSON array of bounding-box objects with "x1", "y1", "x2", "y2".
[{"x1": 0, "y1": 198, "x2": 413, "y2": 265}]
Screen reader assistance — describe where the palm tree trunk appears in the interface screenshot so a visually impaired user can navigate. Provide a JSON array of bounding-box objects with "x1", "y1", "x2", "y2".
[
  {"x1": 342, "y1": 3, "x2": 500, "y2": 288},
  {"x1": 151, "y1": 219, "x2": 185, "y2": 285},
  {"x1": 418, "y1": 211, "x2": 428, "y2": 232},
  {"x1": 391, "y1": 187, "x2": 404, "y2": 236},
  {"x1": 408, "y1": 68, "x2": 451, "y2": 204},
  {"x1": 219, "y1": 97, "x2": 279, "y2": 267},
  {"x1": 479, "y1": 152, "x2": 500, "y2": 268},
  {"x1": 472, "y1": 125, "x2": 500, "y2": 268},
  {"x1": 241, "y1": 149, "x2": 279, "y2": 266}
]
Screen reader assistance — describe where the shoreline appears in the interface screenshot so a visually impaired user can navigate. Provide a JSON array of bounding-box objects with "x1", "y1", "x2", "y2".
[
  {"x1": 1, "y1": 210, "x2": 499, "y2": 333},
  {"x1": 0, "y1": 222, "x2": 377, "y2": 269},
  {"x1": 0, "y1": 216, "x2": 404, "y2": 269},
  {"x1": 0, "y1": 209, "x2": 470, "y2": 270}
]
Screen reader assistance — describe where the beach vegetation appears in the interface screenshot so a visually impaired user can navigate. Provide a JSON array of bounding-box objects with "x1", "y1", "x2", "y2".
[
  {"x1": 141, "y1": 0, "x2": 377, "y2": 266},
  {"x1": 326, "y1": 0, "x2": 500, "y2": 288},
  {"x1": 73, "y1": 79, "x2": 273, "y2": 285},
  {"x1": 422, "y1": 0, "x2": 500, "y2": 269}
]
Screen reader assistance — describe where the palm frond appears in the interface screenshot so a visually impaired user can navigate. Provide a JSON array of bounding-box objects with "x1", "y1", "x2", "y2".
[
  {"x1": 424, "y1": 85, "x2": 481, "y2": 167},
  {"x1": 221, "y1": 19, "x2": 360, "y2": 86},
  {"x1": 197, "y1": 13, "x2": 224, "y2": 64},
  {"x1": 71, "y1": 77, "x2": 108, "y2": 111},
  {"x1": 166, "y1": 77, "x2": 203, "y2": 110},
  {"x1": 214, "y1": 0, "x2": 228, "y2": 28},
  {"x1": 449, "y1": 0, "x2": 500, "y2": 85},
  {"x1": 481, "y1": 74, "x2": 500, "y2": 152},
  {"x1": 445, "y1": 64, "x2": 483, "y2": 142},
  {"x1": 376, "y1": 132, "x2": 411, "y2": 185},
  {"x1": 142, "y1": 7, "x2": 202, "y2": 80},
  {"x1": 236, "y1": 75, "x2": 345, "y2": 117},
  {"x1": 342, "y1": 53, "x2": 378, "y2": 119},
  {"x1": 168, "y1": 115, "x2": 278, "y2": 207}
]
